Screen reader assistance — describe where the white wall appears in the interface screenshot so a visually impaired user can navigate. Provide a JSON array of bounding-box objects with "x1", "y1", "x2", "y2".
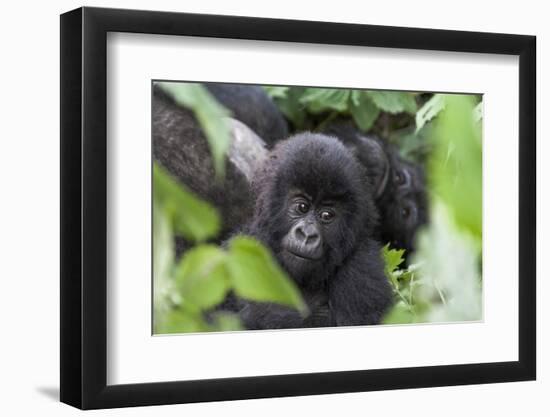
[{"x1": 0, "y1": 0, "x2": 546, "y2": 415}]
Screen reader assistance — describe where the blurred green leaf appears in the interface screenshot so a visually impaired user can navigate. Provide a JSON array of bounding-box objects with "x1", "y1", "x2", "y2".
[
  {"x1": 416, "y1": 94, "x2": 446, "y2": 133},
  {"x1": 153, "y1": 199, "x2": 176, "y2": 329},
  {"x1": 174, "y1": 245, "x2": 230, "y2": 310},
  {"x1": 349, "y1": 91, "x2": 380, "y2": 131},
  {"x1": 299, "y1": 88, "x2": 350, "y2": 113},
  {"x1": 263, "y1": 86, "x2": 289, "y2": 99},
  {"x1": 431, "y1": 94, "x2": 482, "y2": 239},
  {"x1": 156, "y1": 309, "x2": 210, "y2": 334},
  {"x1": 209, "y1": 312, "x2": 245, "y2": 331},
  {"x1": 382, "y1": 301, "x2": 416, "y2": 324},
  {"x1": 153, "y1": 164, "x2": 221, "y2": 242},
  {"x1": 157, "y1": 82, "x2": 230, "y2": 178},
  {"x1": 226, "y1": 236, "x2": 307, "y2": 314},
  {"x1": 411, "y1": 203, "x2": 482, "y2": 322},
  {"x1": 365, "y1": 91, "x2": 417, "y2": 114},
  {"x1": 473, "y1": 101, "x2": 483, "y2": 123}
]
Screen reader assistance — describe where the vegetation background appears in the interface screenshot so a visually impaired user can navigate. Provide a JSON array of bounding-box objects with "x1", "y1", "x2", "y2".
[{"x1": 154, "y1": 83, "x2": 483, "y2": 333}]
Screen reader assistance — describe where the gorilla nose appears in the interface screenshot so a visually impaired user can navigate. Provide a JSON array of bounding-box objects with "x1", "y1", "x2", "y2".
[{"x1": 295, "y1": 223, "x2": 320, "y2": 247}]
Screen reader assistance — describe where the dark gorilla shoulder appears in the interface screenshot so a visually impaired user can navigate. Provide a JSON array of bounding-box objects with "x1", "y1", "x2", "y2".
[{"x1": 205, "y1": 83, "x2": 289, "y2": 147}]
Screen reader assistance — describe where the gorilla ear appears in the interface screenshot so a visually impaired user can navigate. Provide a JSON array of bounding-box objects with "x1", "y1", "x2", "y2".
[
  {"x1": 357, "y1": 135, "x2": 390, "y2": 199},
  {"x1": 225, "y1": 117, "x2": 268, "y2": 182}
]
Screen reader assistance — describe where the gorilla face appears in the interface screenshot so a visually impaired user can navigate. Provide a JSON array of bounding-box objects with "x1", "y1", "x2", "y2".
[
  {"x1": 280, "y1": 189, "x2": 343, "y2": 276},
  {"x1": 382, "y1": 160, "x2": 428, "y2": 254},
  {"x1": 249, "y1": 132, "x2": 379, "y2": 288}
]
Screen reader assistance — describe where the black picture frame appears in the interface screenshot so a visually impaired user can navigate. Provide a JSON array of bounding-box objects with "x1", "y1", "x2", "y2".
[{"x1": 60, "y1": 6, "x2": 536, "y2": 410}]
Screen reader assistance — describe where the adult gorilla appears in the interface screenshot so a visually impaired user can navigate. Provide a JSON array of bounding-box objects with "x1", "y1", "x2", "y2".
[
  {"x1": 324, "y1": 122, "x2": 428, "y2": 258},
  {"x1": 235, "y1": 133, "x2": 393, "y2": 329}
]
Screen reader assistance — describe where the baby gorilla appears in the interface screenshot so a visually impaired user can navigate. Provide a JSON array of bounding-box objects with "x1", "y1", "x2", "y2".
[{"x1": 236, "y1": 133, "x2": 393, "y2": 329}]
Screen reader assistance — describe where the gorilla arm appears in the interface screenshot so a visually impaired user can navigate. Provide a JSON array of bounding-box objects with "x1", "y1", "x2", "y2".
[
  {"x1": 239, "y1": 292, "x2": 331, "y2": 330},
  {"x1": 328, "y1": 240, "x2": 393, "y2": 326}
]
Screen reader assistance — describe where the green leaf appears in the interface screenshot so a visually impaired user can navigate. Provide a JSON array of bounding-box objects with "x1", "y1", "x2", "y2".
[
  {"x1": 263, "y1": 86, "x2": 289, "y2": 99},
  {"x1": 381, "y1": 244, "x2": 406, "y2": 290},
  {"x1": 153, "y1": 164, "x2": 221, "y2": 242},
  {"x1": 349, "y1": 91, "x2": 380, "y2": 131},
  {"x1": 382, "y1": 301, "x2": 416, "y2": 324},
  {"x1": 416, "y1": 94, "x2": 446, "y2": 133},
  {"x1": 365, "y1": 91, "x2": 417, "y2": 114},
  {"x1": 411, "y1": 203, "x2": 482, "y2": 322},
  {"x1": 473, "y1": 101, "x2": 483, "y2": 123},
  {"x1": 156, "y1": 308, "x2": 210, "y2": 334},
  {"x1": 430, "y1": 95, "x2": 482, "y2": 239},
  {"x1": 156, "y1": 82, "x2": 231, "y2": 178},
  {"x1": 209, "y1": 312, "x2": 245, "y2": 332},
  {"x1": 382, "y1": 244, "x2": 405, "y2": 277},
  {"x1": 271, "y1": 87, "x2": 308, "y2": 129},
  {"x1": 174, "y1": 245, "x2": 230, "y2": 310},
  {"x1": 226, "y1": 236, "x2": 307, "y2": 313},
  {"x1": 299, "y1": 88, "x2": 350, "y2": 113},
  {"x1": 152, "y1": 199, "x2": 176, "y2": 328}
]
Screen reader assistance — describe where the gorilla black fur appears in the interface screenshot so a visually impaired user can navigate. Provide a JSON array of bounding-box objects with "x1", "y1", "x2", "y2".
[
  {"x1": 324, "y1": 122, "x2": 428, "y2": 258},
  {"x1": 235, "y1": 132, "x2": 393, "y2": 329},
  {"x1": 205, "y1": 83, "x2": 289, "y2": 147}
]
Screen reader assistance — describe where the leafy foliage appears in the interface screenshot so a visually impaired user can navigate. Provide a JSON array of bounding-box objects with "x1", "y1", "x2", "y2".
[
  {"x1": 416, "y1": 94, "x2": 445, "y2": 133},
  {"x1": 153, "y1": 165, "x2": 307, "y2": 333},
  {"x1": 382, "y1": 93, "x2": 482, "y2": 324},
  {"x1": 264, "y1": 86, "x2": 418, "y2": 133}
]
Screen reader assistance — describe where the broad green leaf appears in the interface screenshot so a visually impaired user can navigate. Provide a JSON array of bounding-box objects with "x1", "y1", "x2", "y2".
[
  {"x1": 153, "y1": 164, "x2": 221, "y2": 242},
  {"x1": 263, "y1": 86, "x2": 289, "y2": 99},
  {"x1": 174, "y1": 245, "x2": 230, "y2": 310},
  {"x1": 349, "y1": 91, "x2": 380, "y2": 131},
  {"x1": 430, "y1": 95, "x2": 482, "y2": 239},
  {"x1": 156, "y1": 309, "x2": 210, "y2": 334},
  {"x1": 365, "y1": 91, "x2": 417, "y2": 114},
  {"x1": 226, "y1": 236, "x2": 307, "y2": 313},
  {"x1": 152, "y1": 199, "x2": 176, "y2": 328},
  {"x1": 416, "y1": 94, "x2": 446, "y2": 133},
  {"x1": 271, "y1": 87, "x2": 308, "y2": 129},
  {"x1": 299, "y1": 88, "x2": 350, "y2": 113},
  {"x1": 157, "y1": 82, "x2": 230, "y2": 178}
]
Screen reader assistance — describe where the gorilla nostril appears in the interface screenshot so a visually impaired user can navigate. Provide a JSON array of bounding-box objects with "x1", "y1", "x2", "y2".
[
  {"x1": 295, "y1": 226, "x2": 307, "y2": 241},
  {"x1": 306, "y1": 234, "x2": 320, "y2": 246}
]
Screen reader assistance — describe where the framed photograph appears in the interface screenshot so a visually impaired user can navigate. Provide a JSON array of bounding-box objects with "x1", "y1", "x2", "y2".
[{"x1": 60, "y1": 6, "x2": 536, "y2": 410}]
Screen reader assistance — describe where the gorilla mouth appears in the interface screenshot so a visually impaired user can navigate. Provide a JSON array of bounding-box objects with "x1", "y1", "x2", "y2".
[{"x1": 285, "y1": 248, "x2": 322, "y2": 261}]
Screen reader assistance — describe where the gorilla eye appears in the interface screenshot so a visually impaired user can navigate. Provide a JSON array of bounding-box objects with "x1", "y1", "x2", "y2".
[
  {"x1": 296, "y1": 202, "x2": 310, "y2": 214},
  {"x1": 319, "y1": 210, "x2": 335, "y2": 223},
  {"x1": 401, "y1": 206, "x2": 411, "y2": 218},
  {"x1": 395, "y1": 171, "x2": 405, "y2": 185}
]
